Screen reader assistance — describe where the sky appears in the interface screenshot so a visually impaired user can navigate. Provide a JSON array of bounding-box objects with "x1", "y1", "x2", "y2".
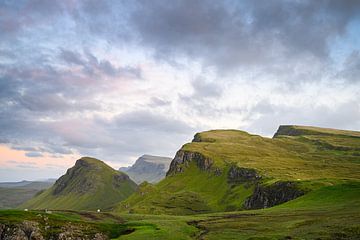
[{"x1": 1, "y1": 0, "x2": 360, "y2": 181}]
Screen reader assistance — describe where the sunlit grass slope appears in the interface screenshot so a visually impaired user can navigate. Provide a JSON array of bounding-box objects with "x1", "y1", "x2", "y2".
[
  {"x1": 21, "y1": 157, "x2": 137, "y2": 211},
  {"x1": 117, "y1": 125, "x2": 360, "y2": 215},
  {"x1": 192, "y1": 181, "x2": 360, "y2": 239},
  {"x1": 183, "y1": 126, "x2": 360, "y2": 180}
]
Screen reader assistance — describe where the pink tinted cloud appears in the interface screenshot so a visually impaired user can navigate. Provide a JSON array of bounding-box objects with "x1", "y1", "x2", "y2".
[{"x1": 0, "y1": 144, "x2": 77, "y2": 170}]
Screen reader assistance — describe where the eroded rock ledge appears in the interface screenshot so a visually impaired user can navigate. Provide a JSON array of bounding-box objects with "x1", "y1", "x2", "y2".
[
  {"x1": 227, "y1": 165, "x2": 262, "y2": 185},
  {"x1": 244, "y1": 181, "x2": 305, "y2": 209},
  {"x1": 166, "y1": 150, "x2": 305, "y2": 210},
  {"x1": 166, "y1": 150, "x2": 213, "y2": 176}
]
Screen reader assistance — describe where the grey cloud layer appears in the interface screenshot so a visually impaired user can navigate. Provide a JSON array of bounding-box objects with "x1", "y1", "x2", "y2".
[
  {"x1": 129, "y1": 0, "x2": 360, "y2": 74},
  {"x1": 0, "y1": 0, "x2": 360, "y2": 168}
]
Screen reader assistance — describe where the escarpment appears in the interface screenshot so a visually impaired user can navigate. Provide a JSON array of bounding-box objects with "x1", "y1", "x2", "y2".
[
  {"x1": 244, "y1": 181, "x2": 305, "y2": 209},
  {"x1": 166, "y1": 149, "x2": 304, "y2": 210},
  {"x1": 227, "y1": 165, "x2": 262, "y2": 185},
  {"x1": 166, "y1": 150, "x2": 214, "y2": 176},
  {"x1": 118, "y1": 126, "x2": 360, "y2": 215}
]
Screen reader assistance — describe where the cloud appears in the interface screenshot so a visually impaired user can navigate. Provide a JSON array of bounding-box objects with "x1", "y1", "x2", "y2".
[
  {"x1": 129, "y1": 0, "x2": 360, "y2": 75},
  {"x1": 246, "y1": 100, "x2": 360, "y2": 136},
  {"x1": 0, "y1": 0, "x2": 69, "y2": 43},
  {"x1": 113, "y1": 110, "x2": 192, "y2": 133},
  {"x1": 148, "y1": 97, "x2": 171, "y2": 107},
  {"x1": 12, "y1": 146, "x2": 37, "y2": 152},
  {"x1": 0, "y1": 0, "x2": 360, "y2": 181},
  {"x1": 7, "y1": 160, "x2": 38, "y2": 168},
  {"x1": 7, "y1": 160, "x2": 36, "y2": 165},
  {"x1": 47, "y1": 110, "x2": 194, "y2": 161},
  {"x1": 339, "y1": 50, "x2": 360, "y2": 82},
  {"x1": 59, "y1": 49, "x2": 142, "y2": 79},
  {"x1": 191, "y1": 77, "x2": 222, "y2": 98},
  {"x1": 25, "y1": 152, "x2": 44, "y2": 158}
]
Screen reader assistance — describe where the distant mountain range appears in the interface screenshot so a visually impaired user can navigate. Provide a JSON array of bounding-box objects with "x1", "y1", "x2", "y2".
[
  {"x1": 119, "y1": 154, "x2": 172, "y2": 184},
  {"x1": 0, "y1": 180, "x2": 55, "y2": 209}
]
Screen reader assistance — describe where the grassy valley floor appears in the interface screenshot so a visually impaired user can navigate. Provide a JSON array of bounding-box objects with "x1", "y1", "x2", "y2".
[{"x1": 1, "y1": 180, "x2": 359, "y2": 239}]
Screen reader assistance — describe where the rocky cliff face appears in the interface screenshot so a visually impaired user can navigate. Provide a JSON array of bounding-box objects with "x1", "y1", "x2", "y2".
[
  {"x1": 120, "y1": 155, "x2": 172, "y2": 184},
  {"x1": 244, "y1": 181, "x2": 305, "y2": 209},
  {"x1": 227, "y1": 165, "x2": 262, "y2": 185},
  {"x1": 273, "y1": 125, "x2": 307, "y2": 138},
  {"x1": 166, "y1": 148, "x2": 305, "y2": 210},
  {"x1": 166, "y1": 150, "x2": 213, "y2": 176}
]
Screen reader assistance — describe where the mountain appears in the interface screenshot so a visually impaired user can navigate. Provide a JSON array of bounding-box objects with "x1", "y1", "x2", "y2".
[
  {"x1": 0, "y1": 180, "x2": 54, "y2": 209},
  {"x1": 0, "y1": 180, "x2": 54, "y2": 190},
  {"x1": 116, "y1": 125, "x2": 360, "y2": 215},
  {"x1": 119, "y1": 154, "x2": 172, "y2": 184},
  {"x1": 21, "y1": 157, "x2": 137, "y2": 211}
]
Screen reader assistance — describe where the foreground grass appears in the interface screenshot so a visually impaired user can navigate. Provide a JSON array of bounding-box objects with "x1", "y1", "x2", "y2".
[
  {"x1": 115, "y1": 181, "x2": 360, "y2": 239},
  {"x1": 1, "y1": 180, "x2": 359, "y2": 239},
  {"x1": 0, "y1": 209, "x2": 134, "y2": 239},
  {"x1": 115, "y1": 214, "x2": 199, "y2": 240},
  {"x1": 192, "y1": 183, "x2": 360, "y2": 239}
]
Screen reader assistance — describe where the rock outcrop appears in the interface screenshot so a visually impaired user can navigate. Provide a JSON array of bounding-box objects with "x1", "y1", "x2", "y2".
[
  {"x1": 0, "y1": 221, "x2": 44, "y2": 240},
  {"x1": 166, "y1": 150, "x2": 213, "y2": 176},
  {"x1": 227, "y1": 165, "x2": 262, "y2": 185},
  {"x1": 0, "y1": 220, "x2": 109, "y2": 240},
  {"x1": 244, "y1": 181, "x2": 305, "y2": 209},
  {"x1": 273, "y1": 125, "x2": 309, "y2": 138}
]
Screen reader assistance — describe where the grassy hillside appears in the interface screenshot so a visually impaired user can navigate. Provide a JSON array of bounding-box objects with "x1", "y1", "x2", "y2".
[
  {"x1": 116, "y1": 125, "x2": 360, "y2": 215},
  {"x1": 2, "y1": 125, "x2": 359, "y2": 239},
  {"x1": 190, "y1": 181, "x2": 360, "y2": 239},
  {"x1": 1, "y1": 180, "x2": 359, "y2": 239},
  {"x1": 21, "y1": 157, "x2": 137, "y2": 211}
]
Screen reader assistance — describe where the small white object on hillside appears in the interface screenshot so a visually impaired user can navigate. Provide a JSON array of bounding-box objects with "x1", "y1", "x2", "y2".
[
  {"x1": 97, "y1": 209, "x2": 101, "y2": 213},
  {"x1": 24, "y1": 209, "x2": 28, "y2": 211}
]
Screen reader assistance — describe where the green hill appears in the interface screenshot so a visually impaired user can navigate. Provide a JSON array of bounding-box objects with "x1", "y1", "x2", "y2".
[
  {"x1": 116, "y1": 125, "x2": 360, "y2": 215},
  {"x1": 21, "y1": 157, "x2": 137, "y2": 211}
]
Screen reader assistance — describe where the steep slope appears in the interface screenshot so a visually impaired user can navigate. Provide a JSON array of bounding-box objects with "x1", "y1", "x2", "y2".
[
  {"x1": 116, "y1": 125, "x2": 360, "y2": 215},
  {"x1": 120, "y1": 155, "x2": 172, "y2": 184},
  {"x1": 22, "y1": 157, "x2": 137, "y2": 211}
]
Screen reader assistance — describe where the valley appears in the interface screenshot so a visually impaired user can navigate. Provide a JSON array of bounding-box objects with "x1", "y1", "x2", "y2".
[{"x1": 0, "y1": 125, "x2": 359, "y2": 239}]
